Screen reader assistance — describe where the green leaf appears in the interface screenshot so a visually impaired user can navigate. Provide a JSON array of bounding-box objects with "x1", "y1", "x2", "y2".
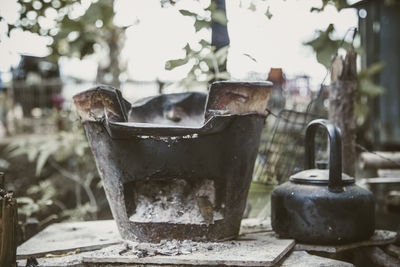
[
  {"x1": 211, "y1": 10, "x2": 227, "y2": 25},
  {"x1": 304, "y1": 24, "x2": 344, "y2": 68},
  {"x1": 265, "y1": 6, "x2": 273, "y2": 19},
  {"x1": 244, "y1": 53, "x2": 257, "y2": 62},
  {"x1": 203, "y1": 72, "x2": 215, "y2": 81},
  {"x1": 184, "y1": 43, "x2": 192, "y2": 55},
  {"x1": 7, "y1": 23, "x2": 16, "y2": 36},
  {"x1": 7, "y1": 145, "x2": 29, "y2": 159},
  {"x1": 249, "y1": 2, "x2": 257, "y2": 12},
  {"x1": 59, "y1": 17, "x2": 83, "y2": 32},
  {"x1": 215, "y1": 45, "x2": 229, "y2": 65},
  {"x1": 358, "y1": 79, "x2": 385, "y2": 97},
  {"x1": 17, "y1": 197, "x2": 35, "y2": 205},
  {"x1": 36, "y1": 148, "x2": 53, "y2": 177},
  {"x1": 165, "y1": 58, "x2": 189, "y2": 70},
  {"x1": 179, "y1": 9, "x2": 197, "y2": 17},
  {"x1": 84, "y1": 3, "x2": 103, "y2": 24},
  {"x1": 305, "y1": 24, "x2": 335, "y2": 49},
  {"x1": 358, "y1": 62, "x2": 385, "y2": 79},
  {"x1": 310, "y1": 0, "x2": 349, "y2": 13},
  {"x1": 202, "y1": 54, "x2": 214, "y2": 69},
  {"x1": 199, "y1": 39, "x2": 210, "y2": 47},
  {"x1": 194, "y1": 19, "x2": 210, "y2": 32},
  {"x1": 215, "y1": 71, "x2": 231, "y2": 80},
  {"x1": 205, "y1": 1, "x2": 217, "y2": 12},
  {"x1": 74, "y1": 142, "x2": 87, "y2": 157},
  {"x1": 80, "y1": 40, "x2": 95, "y2": 59},
  {"x1": 355, "y1": 101, "x2": 369, "y2": 126},
  {"x1": 27, "y1": 149, "x2": 38, "y2": 162}
]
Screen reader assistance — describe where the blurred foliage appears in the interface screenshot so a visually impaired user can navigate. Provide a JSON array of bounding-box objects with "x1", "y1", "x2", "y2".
[
  {"x1": 164, "y1": 0, "x2": 272, "y2": 90},
  {"x1": 304, "y1": 24, "x2": 385, "y2": 127},
  {"x1": 7, "y1": 127, "x2": 89, "y2": 177},
  {"x1": 5, "y1": 109, "x2": 103, "y2": 228},
  {"x1": 17, "y1": 180, "x2": 57, "y2": 219},
  {"x1": 165, "y1": 42, "x2": 230, "y2": 90},
  {"x1": 304, "y1": 24, "x2": 351, "y2": 69},
  {"x1": 2, "y1": 0, "x2": 116, "y2": 59},
  {"x1": 165, "y1": 1, "x2": 231, "y2": 90},
  {"x1": 1, "y1": 0, "x2": 125, "y2": 87},
  {"x1": 356, "y1": 61, "x2": 386, "y2": 126},
  {"x1": 0, "y1": 0, "x2": 390, "y2": 229},
  {"x1": 310, "y1": 0, "x2": 349, "y2": 12}
]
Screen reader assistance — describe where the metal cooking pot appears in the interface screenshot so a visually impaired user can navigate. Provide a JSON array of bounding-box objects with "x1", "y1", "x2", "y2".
[{"x1": 271, "y1": 119, "x2": 375, "y2": 245}]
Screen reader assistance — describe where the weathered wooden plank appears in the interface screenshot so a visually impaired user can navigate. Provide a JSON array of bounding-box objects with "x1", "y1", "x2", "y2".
[
  {"x1": 17, "y1": 250, "x2": 356, "y2": 267},
  {"x1": 378, "y1": 169, "x2": 400, "y2": 177},
  {"x1": 278, "y1": 251, "x2": 354, "y2": 267},
  {"x1": 17, "y1": 219, "x2": 363, "y2": 267},
  {"x1": 294, "y1": 230, "x2": 397, "y2": 253},
  {"x1": 363, "y1": 177, "x2": 400, "y2": 184},
  {"x1": 360, "y1": 152, "x2": 400, "y2": 169},
  {"x1": 329, "y1": 49, "x2": 357, "y2": 177},
  {"x1": 17, "y1": 218, "x2": 273, "y2": 261},
  {"x1": 0, "y1": 172, "x2": 18, "y2": 267},
  {"x1": 17, "y1": 220, "x2": 121, "y2": 259},
  {"x1": 0, "y1": 192, "x2": 18, "y2": 267},
  {"x1": 17, "y1": 231, "x2": 294, "y2": 267},
  {"x1": 82, "y1": 232, "x2": 295, "y2": 267}
]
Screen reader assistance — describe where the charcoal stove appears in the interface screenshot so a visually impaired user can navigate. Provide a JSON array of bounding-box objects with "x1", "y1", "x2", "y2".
[{"x1": 73, "y1": 81, "x2": 272, "y2": 242}]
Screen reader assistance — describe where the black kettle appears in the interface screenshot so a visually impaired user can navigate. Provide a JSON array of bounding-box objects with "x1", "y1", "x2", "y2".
[{"x1": 271, "y1": 119, "x2": 375, "y2": 245}]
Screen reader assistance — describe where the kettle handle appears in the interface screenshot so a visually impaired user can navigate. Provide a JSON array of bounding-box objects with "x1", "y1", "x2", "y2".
[{"x1": 305, "y1": 119, "x2": 343, "y2": 191}]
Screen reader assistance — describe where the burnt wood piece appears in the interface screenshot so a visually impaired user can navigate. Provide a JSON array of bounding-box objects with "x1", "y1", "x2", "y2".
[
  {"x1": 17, "y1": 220, "x2": 121, "y2": 259},
  {"x1": 0, "y1": 173, "x2": 18, "y2": 267},
  {"x1": 329, "y1": 49, "x2": 357, "y2": 177}
]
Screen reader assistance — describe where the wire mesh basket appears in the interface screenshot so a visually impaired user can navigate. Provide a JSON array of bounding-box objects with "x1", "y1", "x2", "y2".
[{"x1": 253, "y1": 109, "x2": 328, "y2": 185}]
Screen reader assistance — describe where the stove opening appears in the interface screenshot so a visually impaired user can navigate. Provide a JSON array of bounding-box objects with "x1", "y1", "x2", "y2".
[{"x1": 124, "y1": 178, "x2": 224, "y2": 225}]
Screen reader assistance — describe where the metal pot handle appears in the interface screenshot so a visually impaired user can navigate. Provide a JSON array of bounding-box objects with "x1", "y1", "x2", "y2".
[{"x1": 305, "y1": 119, "x2": 343, "y2": 192}]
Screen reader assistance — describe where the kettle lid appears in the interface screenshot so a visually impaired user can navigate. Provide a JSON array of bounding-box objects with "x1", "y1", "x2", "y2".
[{"x1": 290, "y1": 169, "x2": 355, "y2": 185}]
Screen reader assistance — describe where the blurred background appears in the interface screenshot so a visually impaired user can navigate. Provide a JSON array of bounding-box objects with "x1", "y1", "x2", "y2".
[{"x1": 0, "y1": 0, "x2": 399, "y2": 245}]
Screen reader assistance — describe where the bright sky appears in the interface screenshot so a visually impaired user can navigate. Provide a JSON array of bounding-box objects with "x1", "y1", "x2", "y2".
[{"x1": 0, "y1": 0, "x2": 359, "y2": 89}]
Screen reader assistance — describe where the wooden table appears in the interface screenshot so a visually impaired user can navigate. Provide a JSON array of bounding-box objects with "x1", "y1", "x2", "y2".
[{"x1": 18, "y1": 219, "x2": 387, "y2": 267}]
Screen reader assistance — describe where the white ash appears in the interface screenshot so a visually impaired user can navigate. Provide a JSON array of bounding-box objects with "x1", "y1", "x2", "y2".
[
  {"x1": 129, "y1": 179, "x2": 223, "y2": 224},
  {"x1": 119, "y1": 239, "x2": 237, "y2": 258}
]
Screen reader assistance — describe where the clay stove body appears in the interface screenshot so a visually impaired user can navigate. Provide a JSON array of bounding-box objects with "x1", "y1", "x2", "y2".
[{"x1": 73, "y1": 81, "x2": 272, "y2": 242}]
